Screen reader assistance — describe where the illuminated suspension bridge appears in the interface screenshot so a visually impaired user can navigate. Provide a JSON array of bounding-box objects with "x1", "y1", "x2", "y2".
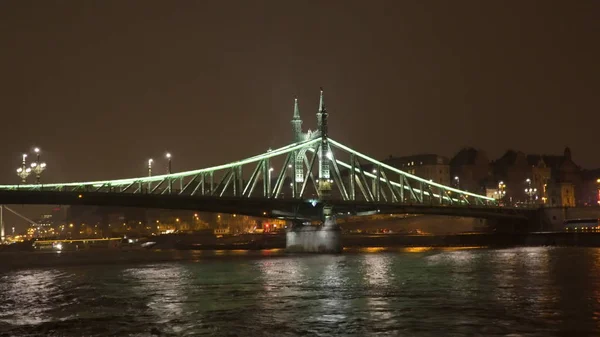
[{"x1": 0, "y1": 90, "x2": 515, "y2": 225}]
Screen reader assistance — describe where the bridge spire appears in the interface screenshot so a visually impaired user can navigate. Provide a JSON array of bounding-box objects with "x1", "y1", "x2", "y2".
[
  {"x1": 316, "y1": 87, "x2": 331, "y2": 202},
  {"x1": 291, "y1": 96, "x2": 303, "y2": 142},
  {"x1": 316, "y1": 87, "x2": 328, "y2": 137},
  {"x1": 318, "y1": 87, "x2": 325, "y2": 111}
]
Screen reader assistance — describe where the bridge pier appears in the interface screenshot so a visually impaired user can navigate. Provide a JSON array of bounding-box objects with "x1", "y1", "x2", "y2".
[{"x1": 285, "y1": 205, "x2": 342, "y2": 253}]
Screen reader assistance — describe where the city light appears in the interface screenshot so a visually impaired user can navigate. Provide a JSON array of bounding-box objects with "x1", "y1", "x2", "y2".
[
  {"x1": 165, "y1": 153, "x2": 172, "y2": 174},
  {"x1": 30, "y1": 148, "x2": 47, "y2": 183},
  {"x1": 16, "y1": 154, "x2": 31, "y2": 183}
]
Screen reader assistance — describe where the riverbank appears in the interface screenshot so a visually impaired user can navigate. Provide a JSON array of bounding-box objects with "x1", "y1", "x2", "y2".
[{"x1": 344, "y1": 231, "x2": 600, "y2": 247}]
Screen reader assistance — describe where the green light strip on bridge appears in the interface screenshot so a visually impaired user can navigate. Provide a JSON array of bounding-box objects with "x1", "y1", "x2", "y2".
[
  {"x1": 328, "y1": 138, "x2": 495, "y2": 202},
  {"x1": 0, "y1": 138, "x2": 320, "y2": 190}
]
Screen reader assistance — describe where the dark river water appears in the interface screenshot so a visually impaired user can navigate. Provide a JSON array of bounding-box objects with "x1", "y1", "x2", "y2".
[{"x1": 1, "y1": 247, "x2": 600, "y2": 336}]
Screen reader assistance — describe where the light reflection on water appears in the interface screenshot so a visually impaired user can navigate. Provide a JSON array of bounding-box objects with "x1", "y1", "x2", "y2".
[
  {"x1": 0, "y1": 269, "x2": 66, "y2": 326},
  {"x1": 1, "y1": 247, "x2": 600, "y2": 336}
]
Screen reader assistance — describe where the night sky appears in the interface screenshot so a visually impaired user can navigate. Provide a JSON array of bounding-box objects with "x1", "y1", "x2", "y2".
[{"x1": 1, "y1": 0, "x2": 599, "y2": 187}]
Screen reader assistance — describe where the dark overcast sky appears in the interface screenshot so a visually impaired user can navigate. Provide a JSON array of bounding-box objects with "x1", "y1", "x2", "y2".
[{"x1": 1, "y1": 0, "x2": 599, "y2": 186}]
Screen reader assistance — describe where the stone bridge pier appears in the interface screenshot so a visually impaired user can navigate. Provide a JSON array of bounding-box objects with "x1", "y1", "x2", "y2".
[{"x1": 285, "y1": 204, "x2": 342, "y2": 253}]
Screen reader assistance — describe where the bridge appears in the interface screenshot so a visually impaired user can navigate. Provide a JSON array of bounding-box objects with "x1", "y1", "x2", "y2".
[{"x1": 0, "y1": 89, "x2": 534, "y2": 248}]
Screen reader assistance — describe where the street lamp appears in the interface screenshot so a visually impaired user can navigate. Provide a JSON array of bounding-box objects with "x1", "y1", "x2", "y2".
[
  {"x1": 454, "y1": 176, "x2": 460, "y2": 188},
  {"x1": 525, "y1": 187, "x2": 537, "y2": 204},
  {"x1": 268, "y1": 167, "x2": 274, "y2": 195},
  {"x1": 165, "y1": 153, "x2": 172, "y2": 174},
  {"x1": 16, "y1": 154, "x2": 31, "y2": 183},
  {"x1": 30, "y1": 147, "x2": 46, "y2": 184}
]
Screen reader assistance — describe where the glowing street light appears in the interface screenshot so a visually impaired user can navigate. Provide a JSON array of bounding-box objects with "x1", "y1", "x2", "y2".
[
  {"x1": 16, "y1": 154, "x2": 31, "y2": 183},
  {"x1": 166, "y1": 153, "x2": 172, "y2": 174},
  {"x1": 525, "y1": 187, "x2": 537, "y2": 204},
  {"x1": 454, "y1": 176, "x2": 460, "y2": 188},
  {"x1": 496, "y1": 181, "x2": 506, "y2": 201},
  {"x1": 525, "y1": 178, "x2": 534, "y2": 204},
  {"x1": 165, "y1": 153, "x2": 173, "y2": 193},
  {"x1": 30, "y1": 147, "x2": 46, "y2": 183}
]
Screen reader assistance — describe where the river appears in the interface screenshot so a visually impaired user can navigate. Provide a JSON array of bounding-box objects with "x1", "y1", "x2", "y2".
[{"x1": 1, "y1": 247, "x2": 599, "y2": 336}]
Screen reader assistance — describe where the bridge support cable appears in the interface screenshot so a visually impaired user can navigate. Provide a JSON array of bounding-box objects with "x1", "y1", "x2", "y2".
[
  {"x1": 211, "y1": 169, "x2": 231, "y2": 197},
  {"x1": 380, "y1": 171, "x2": 398, "y2": 203},
  {"x1": 328, "y1": 150, "x2": 348, "y2": 201},
  {"x1": 375, "y1": 165, "x2": 381, "y2": 202},
  {"x1": 190, "y1": 174, "x2": 203, "y2": 196},
  {"x1": 120, "y1": 181, "x2": 136, "y2": 193},
  {"x1": 232, "y1": 168, "x2": 238, "y2": 197},
  {"x1": 398, "y1": 173, "x2": 404, "y2": 202},
  {"x1": 151, "y1": 179, "x2": 165, "y2": 194},
  {"x1": 247, "y1": 161, "x2": 264, "y2": 198},
  {"x1": 2, "y1": 205, "x2": 39, "y2": 227},
  {"x1": 350, "y1": 153, "x2": 356, "y2": 201},
  {"x1": 219, "y1": 170, "x2": 235, "y2": 197},
  {"x1": 272, "y1": 153, "x2": 292, "y2": 199},
  {"x1": 353, "y1": 156, "x2": 375, "y2": 202},
  {"x1": 302, "y1": 149, "x2": 320, "y2": 198},
  {"x1": 292, "y1": 150, "x2": 298, "y2": 198},
  {"x1": 299, "y1": 146, "x2": 319, "y2": 199},
  {"x1": 243, "y1": 160, "x2": 263, "y2": 197},
  {"x1": 180, "y1": 174, "x2": 200, "y2": 195},
  {"x1": 134, "y1": 181, "x2": 142, "y2": 194}
]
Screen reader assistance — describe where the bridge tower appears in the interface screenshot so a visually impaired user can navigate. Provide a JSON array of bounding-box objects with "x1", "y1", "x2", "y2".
[
  {"x1": 291, "y1": 97, "x2": 303, "y2": 142},
  {"x1": 316, "y1": 88, "x2": 332, "y2": 200},
  {"x1": 316, "y1": 89, "x2": 334, "y2": 226},
  {"x1": 291, "y1": 97, "x2": 305, "y2": 190}
]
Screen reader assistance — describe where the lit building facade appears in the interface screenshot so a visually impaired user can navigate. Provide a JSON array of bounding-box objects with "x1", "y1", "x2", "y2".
[
  {"x1": 381, "y1": 154, "x2": 451, "y2": 186},
  {"x1": 547, "y1": 182, "x2": 576, "y2": 207}
]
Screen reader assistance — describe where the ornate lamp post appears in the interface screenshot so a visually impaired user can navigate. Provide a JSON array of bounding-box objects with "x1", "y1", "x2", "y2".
[
  {"x1": 30, "y1": 148, "x2": 47, "y2": 184},
  {"x1": 16, "y1": 154, "x2": 31, "y2": 183},
  {"x1": 525, "y1": 178, "x2": 536, "y2": 204},
  {"x1": 525, "y1": 186, "x2": 537, "y2": 205}
]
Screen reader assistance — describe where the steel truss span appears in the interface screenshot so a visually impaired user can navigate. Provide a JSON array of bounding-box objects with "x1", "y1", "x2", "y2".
[{"x1": 0, "y1": 137, "x2": 495, "y2": 206}]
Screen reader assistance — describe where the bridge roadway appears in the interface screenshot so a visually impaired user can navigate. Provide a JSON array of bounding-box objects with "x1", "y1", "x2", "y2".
[{"x1": 0, "y1": 190, "x2": 534, "y2": 221}]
